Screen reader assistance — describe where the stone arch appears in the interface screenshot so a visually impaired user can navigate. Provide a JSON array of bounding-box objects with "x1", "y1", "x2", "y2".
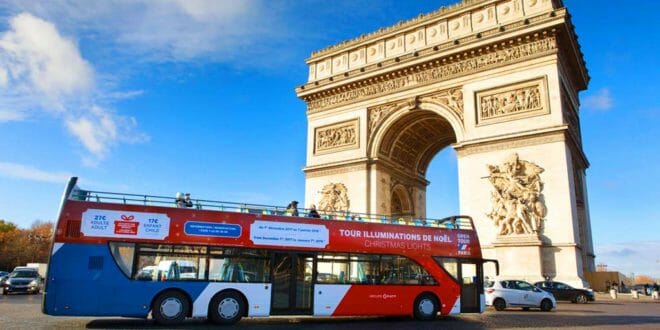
[
  {"x1": 390, "y1": 184, "x2": 412, "y2": 218},
  {"x1": 369, "y1": 101, "x2": 462, "y2": 177}
]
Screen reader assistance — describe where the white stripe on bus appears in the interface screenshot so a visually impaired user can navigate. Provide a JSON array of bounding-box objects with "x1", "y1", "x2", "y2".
[
  {"x1": 52, "y1": 242, "x2": 64, "y2": 256},
  {"x1": 449, "y1": 295, "x2": 461, "y2": 315},
  {"x1": 313, "y1": 284, "x2": 351, "y2": 316}
]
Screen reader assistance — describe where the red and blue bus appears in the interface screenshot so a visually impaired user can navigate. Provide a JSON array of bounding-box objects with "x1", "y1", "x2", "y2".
[{"x1": 43, "y1": 177, "x2": 497, "y2": 324}]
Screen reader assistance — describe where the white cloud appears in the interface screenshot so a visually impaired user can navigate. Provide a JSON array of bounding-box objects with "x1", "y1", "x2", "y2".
[
  {"x1": 0, "y1": 161, "x2": 72, "y2": 183},
  {"x1": 596, "y1": 241, "x2": 660, "y2": 278},
  {"x1": 582, "y1": 88, "x2": 613, "y2": 111},
  {"x1": 1, "y1": 0, "x2": 284, "y2": 64},
  {"x1": 0, "y1": 13, "x2": 147, "y2": 163}
]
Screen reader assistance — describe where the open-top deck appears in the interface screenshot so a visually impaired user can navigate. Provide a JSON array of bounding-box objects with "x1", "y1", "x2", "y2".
[{"x1": 68, "y1": 178, "x2": 475, "y2": 231}]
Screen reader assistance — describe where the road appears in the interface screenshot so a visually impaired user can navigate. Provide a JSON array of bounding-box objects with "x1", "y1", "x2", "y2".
[{"x1": 1, "y1": 293, "x2": 658, "y2": 329}]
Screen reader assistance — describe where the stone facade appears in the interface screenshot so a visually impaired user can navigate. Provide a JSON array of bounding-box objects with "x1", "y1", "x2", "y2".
[{"x1": 296, "y1": 0, "x2": 594, "y2": 288}]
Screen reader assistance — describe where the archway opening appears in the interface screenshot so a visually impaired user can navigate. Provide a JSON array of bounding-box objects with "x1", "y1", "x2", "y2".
[{"x1": 377, "y1": 110, "x2": 458, "y2": 220}]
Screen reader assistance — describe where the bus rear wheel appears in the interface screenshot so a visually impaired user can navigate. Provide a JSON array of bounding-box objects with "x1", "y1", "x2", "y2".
[
  {"x1": 152, "y1": 291, "x2": 190, "y2": 325},
  {"x1": 413, "y1": 293, "x2": 439, "y2": 321},
  {"x1": 209, "y1": 291, "x2": 245, "y2": 324}
]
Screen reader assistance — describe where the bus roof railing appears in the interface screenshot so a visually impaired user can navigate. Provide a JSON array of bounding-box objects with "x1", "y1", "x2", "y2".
[{"x1": 68, "y1": 184, "x2": 475, "y2": 231}]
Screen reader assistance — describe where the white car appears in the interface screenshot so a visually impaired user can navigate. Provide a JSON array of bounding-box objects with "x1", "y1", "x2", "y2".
[{"x1": 485, "y1": 279, "x2": 556, "y2": 311}]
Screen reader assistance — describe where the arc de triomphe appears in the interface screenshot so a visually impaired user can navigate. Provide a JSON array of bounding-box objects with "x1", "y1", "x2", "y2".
[{"x1": 295, "y1": 0, "x2": 594, "y2": 287}]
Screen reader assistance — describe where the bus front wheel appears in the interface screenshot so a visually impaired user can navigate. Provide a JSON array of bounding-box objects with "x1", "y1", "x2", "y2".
[
  {"x1": 152, "y1": 290, "x2": 190, "y2": 325},
  {"x1": 413, "y1": 293, "x2": 439, "y2": 321},
  {"x1": 209, "y1": 291, "x2": 246, "y2": 324}
]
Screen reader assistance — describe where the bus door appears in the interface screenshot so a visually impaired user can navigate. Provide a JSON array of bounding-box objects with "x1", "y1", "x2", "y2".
[
  {"x1": 271, "y1": 252, "x2": 314, "y2": 315},
  {"x1": 459, "y1": 260, "x2": 482, "y2": 313}
]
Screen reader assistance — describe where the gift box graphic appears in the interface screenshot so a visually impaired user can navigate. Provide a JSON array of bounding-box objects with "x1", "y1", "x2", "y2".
[{"x1": 114, "y1": 215, "x2": 139, "y2": 235}]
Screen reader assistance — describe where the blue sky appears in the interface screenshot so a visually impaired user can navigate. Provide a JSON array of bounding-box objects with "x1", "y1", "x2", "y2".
[{"x1": 0, "y1": 1, "x2": 658, "y2": 278}]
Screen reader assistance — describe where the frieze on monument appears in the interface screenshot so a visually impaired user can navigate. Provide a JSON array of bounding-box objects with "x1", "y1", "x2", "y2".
[
  {"x1": 305, "y1": 36, "x2": 557, "y2": 112},
  {"x1": 314, "y1": 120, "x2": 359, "y2": 154},
  {"x1": 476, "y1": 77, "x2": 547, "y2": 124},
  {"x1": 486, "y1": 153, "x2": 547, "y2": 236}
]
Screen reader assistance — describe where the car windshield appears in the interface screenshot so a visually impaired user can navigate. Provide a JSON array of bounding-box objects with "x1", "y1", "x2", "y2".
[{"x1": 10, "y1": 271, "x2": 38, "y2": 278}]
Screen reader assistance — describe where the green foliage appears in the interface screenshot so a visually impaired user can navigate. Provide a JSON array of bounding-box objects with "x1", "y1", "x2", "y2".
[{"x1": 0, "y1": 219, "x2": 18, "y2": 233}]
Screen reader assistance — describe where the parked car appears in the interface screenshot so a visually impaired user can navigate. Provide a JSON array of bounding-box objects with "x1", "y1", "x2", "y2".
[
  {"x1": 0, "y1": 271, "x2": 8, "y2": 286},
  {"x1": 2, "y1": 269, "x2": 43, "y2": 295},
  {"x1": 485, "y1": 278, "x2": 556, "y2": 311},
  {"x1": 631, "y1": 284, "x2": 652, "y2": 296},
  {"x1": 534, "y1": 281, "x2": 594, "y2": 303}
]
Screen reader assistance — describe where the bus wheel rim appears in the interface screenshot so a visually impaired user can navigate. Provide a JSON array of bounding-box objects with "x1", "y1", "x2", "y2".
[
  {"x1": 160, "y1": 298, "x2": 183, "y2": 319},
  {"x1": 419, "y1": 298, "x2": 434, "y2": 315},
  {"x1": 219, "y1": 298, "x2": 239, "y2": 319}
]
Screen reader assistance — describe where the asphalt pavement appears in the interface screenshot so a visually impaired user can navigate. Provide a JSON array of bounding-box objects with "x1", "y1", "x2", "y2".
[{"x1": 1, "y1": 293, "x2": 658, "y2": 329}]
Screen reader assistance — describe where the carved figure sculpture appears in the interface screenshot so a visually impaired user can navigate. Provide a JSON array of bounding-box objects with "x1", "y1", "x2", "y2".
[
  {"x1": 318, "y1": 183, "x2": 350, "y2": 213},
  {"x1": 486, "y1": 153, "x2": 546, "y2": 236}
]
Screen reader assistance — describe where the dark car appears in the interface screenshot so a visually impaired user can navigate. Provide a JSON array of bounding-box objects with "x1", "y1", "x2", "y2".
[
  {"x1": 2, "y1": 269, "x2": 42, "y2": 295},
  {"x1": 0, "y1": 271, "x2": 8, "y2": 286},
  {"x1": 534, "y1": 281, "x2": 594, "y2": 304}
]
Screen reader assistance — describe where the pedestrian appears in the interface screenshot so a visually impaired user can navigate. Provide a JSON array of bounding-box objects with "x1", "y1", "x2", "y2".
[
  {"x1": 605, "y1": 280, "x2": 611, "y2": 291},
  {"x1": 620, "y1": 281, "x2": 626, "y2": 293},
  {"x1": 307, "y1": 204, "x2": 320, "y2": 218},
  {"x1": 286, "y1": 201, "x2": 299, "y2": 216}
]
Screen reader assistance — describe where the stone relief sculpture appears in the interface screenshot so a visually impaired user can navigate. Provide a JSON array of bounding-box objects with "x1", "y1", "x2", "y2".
[
  {"x1": 479, "y1": 84, "x2": 542, "y2": 120},
  {"x1": 421, "y1": 87, "x2": 464, "y2": 120},
  {"x1": 486, "y1": 153, "x2": 547, "y2": 236},
  {"x1": 315, "y1": 120, "x2": 358, "y2": 153},
  {"x1": 318, "y1": 183, "x2": 350, "y2": 213}
]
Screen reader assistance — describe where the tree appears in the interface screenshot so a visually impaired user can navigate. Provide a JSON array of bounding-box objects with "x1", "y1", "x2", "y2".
[
  {"x1": 0, "y1": 219, "x2": 17, "y2": 233},
  {"x1": 0, "y1": 220, "x2": 53, "y2": 270},
  {"x1": 634, "y1": 275, "x2": 656, "y2": 285}
]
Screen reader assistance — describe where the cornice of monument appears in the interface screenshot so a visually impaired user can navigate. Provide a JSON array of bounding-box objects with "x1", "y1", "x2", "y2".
[
  {"x1": 307, "y1": 0, "x2": 567, "y2": 60},
  {"x1": 296, "y1": 0, "x2": 589, "y2": 111},
  {"x1": 300, "y1": 30, "x2": 560, "y2": 113},
  {"x1": 453, "y1": 125, "x2": 568, "y2": 156},
  {"x1": 308, "y1": 0, "x2": 495, "y2": 59}
]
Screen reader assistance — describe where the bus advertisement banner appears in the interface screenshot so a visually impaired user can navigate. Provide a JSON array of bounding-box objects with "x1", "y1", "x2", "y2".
[
  {"x1": 81, "y1": 209, "x2": 170, "y2": 240},
  {"x1": 250, "y1": 220, "x2": 329, "y2": 248}
]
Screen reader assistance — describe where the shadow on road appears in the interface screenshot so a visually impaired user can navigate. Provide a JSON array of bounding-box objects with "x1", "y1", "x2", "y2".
[{"x1": 85, "y1": 311, "x2": 660, "y2": 329}]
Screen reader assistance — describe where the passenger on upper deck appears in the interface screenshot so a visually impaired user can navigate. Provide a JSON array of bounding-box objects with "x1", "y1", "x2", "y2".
[
  {"x1": 175, "y1": 192, "x2": 185, "y2": 208},
  {"x1": 184, "y1": 193, "x2": 193, "y2": 208},
  {"x1": 307, "y1": 204, "x2": 320, "y2": 218},
  {"x1": 286, "y1": 201, "x2": 299, "y2": 216}
]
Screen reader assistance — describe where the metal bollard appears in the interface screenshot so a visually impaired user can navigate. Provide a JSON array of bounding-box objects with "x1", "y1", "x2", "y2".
[
  {"x1": 632, "y1": 290, "x2": 639, "y2": 299},
  {"x1": 609, "y1": 288, "x2": 617, "y2": 300},
  {"x1": 653, "y1": 290, "x2": 659, "y2": 300}
]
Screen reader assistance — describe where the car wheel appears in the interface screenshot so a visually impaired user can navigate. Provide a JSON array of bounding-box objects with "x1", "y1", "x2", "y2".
[
  {"x1": 413, "y1": 293, "x2": 439, "y2": 321},
  {"x1": 575, "y1": 294, "x2": 588, "y2": 304},
  {"x1": 152, "y1": 290, "x2": 190, "y2": 325},
  {"x1": 493, "y1": 298, "x2": 506, "y2": 311},
  {"x1": 540, "y1": 298, "x2": 553, "y2": 312},
  {"x1": 209, "y1": 291, "x2": 246, "y2": 324},
  {"x1": 2, "y1": 289, "x2": 7, "y2": 295}
]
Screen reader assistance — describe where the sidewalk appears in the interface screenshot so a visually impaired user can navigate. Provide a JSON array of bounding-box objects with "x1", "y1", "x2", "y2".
[{"x1": 594, "y1": 292, "x2": 660, "y2": 303}]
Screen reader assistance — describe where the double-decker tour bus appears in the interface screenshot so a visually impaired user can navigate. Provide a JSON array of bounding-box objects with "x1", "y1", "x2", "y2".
[{"x1": 43, "y1": 178, "x2": 498, "y2": 325}]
